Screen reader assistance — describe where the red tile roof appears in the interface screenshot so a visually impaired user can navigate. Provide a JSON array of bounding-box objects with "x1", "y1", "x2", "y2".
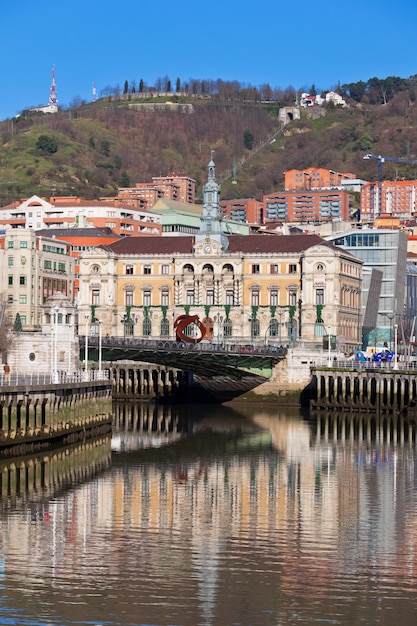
[{"x1": 99, "y1": 233, "x2": 338, "y2": 255}]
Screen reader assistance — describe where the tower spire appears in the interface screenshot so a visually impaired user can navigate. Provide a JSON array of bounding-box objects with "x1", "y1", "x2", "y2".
[{"x1": 195, "y1": 155, "x2": 229, "y2": 251}]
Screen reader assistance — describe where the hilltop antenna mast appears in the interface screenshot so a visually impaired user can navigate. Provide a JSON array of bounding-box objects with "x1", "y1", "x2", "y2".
[
  {"x1": 92, "y1": 81, "x2": 97, "y2": 102},
  {"x1": 49, "y1": 65, "x2": 58, "y2": 107}
]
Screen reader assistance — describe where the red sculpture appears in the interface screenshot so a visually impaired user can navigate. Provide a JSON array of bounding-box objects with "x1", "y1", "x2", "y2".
[{"x1": 174, "y1": 314, "x2": 206, "y2": 344}]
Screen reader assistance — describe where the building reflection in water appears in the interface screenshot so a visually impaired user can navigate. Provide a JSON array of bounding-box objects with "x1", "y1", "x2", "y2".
[
  {"x1": 0, "y1": 403, "x2": 416, "y2": 626},
  {"x1": 0, "y1": 433, "x2": 112, "y2": 515},
  {"x1": 105, "y1": 403, "x2": 417, "y2": 625}
]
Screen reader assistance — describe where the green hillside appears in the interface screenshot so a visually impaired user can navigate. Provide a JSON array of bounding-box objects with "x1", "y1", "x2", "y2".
[{"x1": 1, "y1": 92, "x2": 417, "y2": 206}]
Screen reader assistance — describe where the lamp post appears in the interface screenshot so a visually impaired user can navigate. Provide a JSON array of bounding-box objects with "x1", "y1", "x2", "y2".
[
  {"x1": 52, "y1": 305, "x2": 59, "y2": 383},
  {"x1": 393, "y1": 323, "x2": 399, "y2": 370},
  {"x1": 327, "y1": 325, "x2": 332, "y2": 367},
  {"x1": 277, "y1": 309, "x2": 283, "y2": 344},
  {"x1": 84, "y1": 313, "x2": 89, "y2": 381},
  {"x1": 214, "y1": 313, "x2": 224, "y2": 348},
  {"x1": 264, "y1": 323, "x2": 270, "y2": 348},
  {"x1": 248, "y1": 317, "x2": 253, "y2": 346},
  {"x1": 98, "y1": 319, "x2": 103, "y2": 377}
]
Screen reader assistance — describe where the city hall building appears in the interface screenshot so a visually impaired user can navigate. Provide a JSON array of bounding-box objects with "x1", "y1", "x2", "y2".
[{"x1": 78, "y1": 160, "x2": 363, "y2": 353}]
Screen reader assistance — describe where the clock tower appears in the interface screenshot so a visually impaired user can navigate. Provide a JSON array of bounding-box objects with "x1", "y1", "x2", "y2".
[{"x1": 195, "y1": 155, "x2": 229, "y2": 252}]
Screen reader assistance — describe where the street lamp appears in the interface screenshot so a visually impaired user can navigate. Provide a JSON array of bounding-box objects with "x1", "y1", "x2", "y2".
[
  {"x1": 213, "y1": 313, "x2": 224, "y2": 347},
  {"x1": 264, "y1": 323, "x2": 270, "y2": 348},
  {"x1": 52, "y1": 305, "x2": 59, "y2": 383},
  {"x1": 393, "y1": 323, "x2": 399, "y2": 370},
  {"x1": 327, "y1": 325, "x2": 332, "y2": 367},
  {"x1": 84, "y1": 313, "x2": 89, "y2": 381},
  {"x1": 98, "y1": 319, "x2": 103, "y2": 377},
  {"x1": 277, "y1": 309, "x2": 284, "y2": 344}
]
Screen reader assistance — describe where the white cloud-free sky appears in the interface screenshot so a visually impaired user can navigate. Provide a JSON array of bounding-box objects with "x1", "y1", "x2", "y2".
[{"x1": 1, "y1": 0, "x2": 417, "y2": 120}]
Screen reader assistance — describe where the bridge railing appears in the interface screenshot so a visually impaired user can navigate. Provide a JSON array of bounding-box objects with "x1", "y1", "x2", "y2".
[
  {"x1": 0, "y1": 369, "x2": 111, "y2": 388},
  {"x1": 316, "y1": 358, "x2": 417, "y2": 371},
  {"x1": 85, "y1": 335, "x2": 287, "y2": 357}
]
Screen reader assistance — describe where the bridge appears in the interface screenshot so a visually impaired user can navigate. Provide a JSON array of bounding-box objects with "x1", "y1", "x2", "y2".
[{"x1": 82, "y1": 337, "x2": 287, "y2": 402}]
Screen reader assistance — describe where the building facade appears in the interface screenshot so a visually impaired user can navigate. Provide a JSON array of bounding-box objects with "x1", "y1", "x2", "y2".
[
  {"x1": 284, "y1": 168, "x2": 356, "y2": 191},
  {"x1": 220, "y1": 198, "x2": 264, "y2": 224},
  {"x1": 0, "y1": 228, "x2": 75, "y2": 331},
  {"x1": 263, "y1": 189, "x2": 351, "y2": 223},
  {"x1": 0, "y1": 195, "x2": 161, "y2": 237},
  {"x1": 78, "y1": 162, "x2": 363, "y2": 353},
  {"x1": 360, "y1": 180, "x2": 417, "y2": 221},
  {"x1": 118, "y1": 174, "x2": 196, "y2": 208},
  {"x1": 327, "y1": 228, "x2": 408, "y2": 349}
]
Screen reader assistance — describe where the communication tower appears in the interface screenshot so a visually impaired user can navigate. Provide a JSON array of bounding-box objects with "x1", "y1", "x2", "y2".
[{"x1": 49, "y1": 65, "x2": 58, "y2": 107}]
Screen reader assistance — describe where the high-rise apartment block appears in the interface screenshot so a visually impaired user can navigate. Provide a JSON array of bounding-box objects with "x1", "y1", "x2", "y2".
[
  {"x1": 360, "y1": 180, "x2": 417, "y2": 221},
  {"x1": 118, "y1": 174, "x2": 196, "y2": 208},
  {"x1": 263, "y1": 189, "x2": 351, "y2": 223},
  {"x1": 284, "y1": 168, "x2": 356, "y2": 191}
]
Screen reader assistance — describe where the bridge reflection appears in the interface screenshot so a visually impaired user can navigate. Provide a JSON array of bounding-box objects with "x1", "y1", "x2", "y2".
[{"x1": 112, "y1": 403, "x2": 188, "y2": 452}]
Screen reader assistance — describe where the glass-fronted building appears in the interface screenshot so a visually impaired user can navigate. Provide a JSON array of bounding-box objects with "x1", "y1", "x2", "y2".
[{"x1": 327, "y1": 228, "x2": 408, "y2": 349}]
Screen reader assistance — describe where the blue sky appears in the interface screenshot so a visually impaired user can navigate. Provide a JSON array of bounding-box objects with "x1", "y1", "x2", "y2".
[{"x1": 1, "y1": 0, "x2": 417, "y2": 121}]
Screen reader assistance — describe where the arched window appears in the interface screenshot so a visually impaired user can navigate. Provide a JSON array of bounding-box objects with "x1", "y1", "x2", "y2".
[
  {"x1": 268, "y1": 318, "x2": 279, "y2": 337},
  {"x1": 125, "y1": 319, "x2": 134, "y2": 337},
  {"x1": 143, "y1": 317, "x2": 151, "y2": 336},
  {"x1": 160, "y1": 318, "x2": 170, "y2": 337},
  {"x1": 251, "y1": 318, "x2": 260, "y2": 338}
]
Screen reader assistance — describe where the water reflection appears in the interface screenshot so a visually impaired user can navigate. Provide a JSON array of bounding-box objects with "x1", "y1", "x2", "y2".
[{"x1": 0, "y1": 403, "x2": 416, "y2": 625}]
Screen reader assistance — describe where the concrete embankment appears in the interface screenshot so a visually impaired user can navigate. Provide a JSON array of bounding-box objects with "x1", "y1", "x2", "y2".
[{"x1": 0, "y1": 379, "x2": 112, "y2": 456}]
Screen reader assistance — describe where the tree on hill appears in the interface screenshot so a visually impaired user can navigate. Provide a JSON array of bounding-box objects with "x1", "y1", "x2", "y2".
[
  {"x1": 342, "y1": 80, "x2": 367, "y2": 103},
  {"x1": 243, "y1": 128, "x2": 254, "y2": 150},
  {"x1": 36, "y1": 134, "x2": 58, "y2": 154}
]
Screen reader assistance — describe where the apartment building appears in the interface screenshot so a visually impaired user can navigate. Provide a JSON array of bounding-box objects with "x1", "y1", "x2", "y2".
[
  {"x1": 284, "y1": 168, "x2": 356, "y2": 191},
  {"x1": 118, "y1": 174, "x2": 196, "y2": 208},
  {"x1": 360, "y1": 180, "x2": 417, "y2": 221},
  {"x1": 220, "y1": 198, "x2": 264, "y2": 224},
  {"x1": 36, "y1": 226, "x2": 121, "y2": 299},
  {"x1": 0, "y1": 228, "x2": 75, "y2": 331},
  {"x1": 263, "y1": 189, "x2": 351, "y2": 223},
  {"x1": 0, "y1": 195, "x2": 161, "y2": 237}
]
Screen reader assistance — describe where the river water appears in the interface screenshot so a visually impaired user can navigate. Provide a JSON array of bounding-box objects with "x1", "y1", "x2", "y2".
[{"x1": 0, "y1": 402, "x2": 417, "y2": 626}]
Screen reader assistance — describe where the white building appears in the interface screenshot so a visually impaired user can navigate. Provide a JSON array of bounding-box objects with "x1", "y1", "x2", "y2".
[
  {"x1": 0, "y1": 227, "x2": 75, "y2": 331},
  {"x1": 0, "y1": 195, "x2": 161, "y2": 236}
]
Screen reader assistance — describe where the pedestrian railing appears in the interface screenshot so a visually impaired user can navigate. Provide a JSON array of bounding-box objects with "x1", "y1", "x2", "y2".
[{"x1": 0, "y1": 369, "x2": 111, "y2": 388}]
